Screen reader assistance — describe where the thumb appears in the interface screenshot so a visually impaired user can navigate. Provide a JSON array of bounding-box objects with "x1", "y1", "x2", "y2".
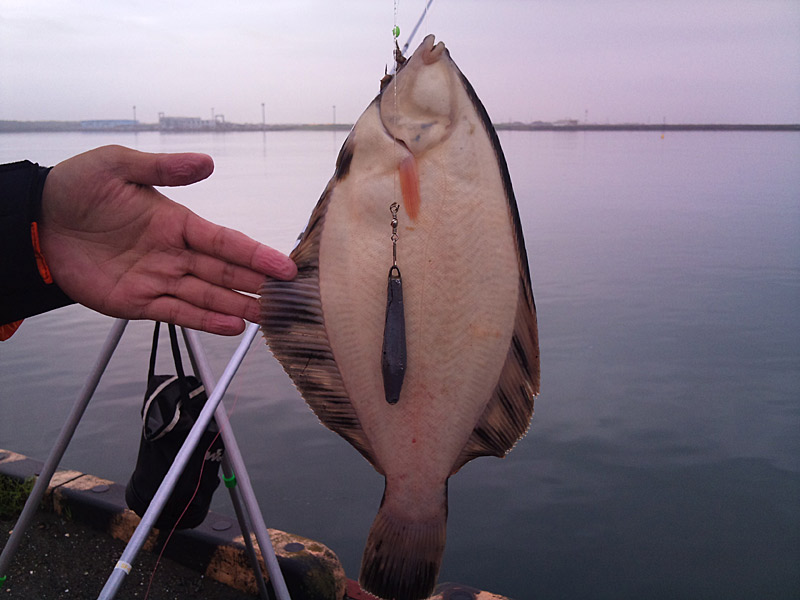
[{"x1": 110, "y1": 146, "x2": 214, "y2": 187}]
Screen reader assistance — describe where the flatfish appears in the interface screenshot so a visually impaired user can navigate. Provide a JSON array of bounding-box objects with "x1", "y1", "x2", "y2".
[{"x1": 260, "y1": 34, "x2": 539, "y2": 600}]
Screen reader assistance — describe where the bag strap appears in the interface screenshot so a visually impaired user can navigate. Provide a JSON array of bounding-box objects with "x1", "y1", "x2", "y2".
[
  {"x1": 167, "y1": 324, "x2": 187, "y2": 380},
  {"x1": 148, "y1": 322, "x2": 190, "y2": 390},
  {"x1": 148, "y1": 321, "x2": 161, "y2": 380}
]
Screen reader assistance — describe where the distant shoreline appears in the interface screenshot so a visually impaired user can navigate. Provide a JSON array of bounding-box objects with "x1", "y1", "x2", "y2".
[
  {"x1": 496, "y1": 123, "x2": 800, "y2": 132},
  {"x1": 1, "y1": 120, "x2": 798, "y2": 133}
]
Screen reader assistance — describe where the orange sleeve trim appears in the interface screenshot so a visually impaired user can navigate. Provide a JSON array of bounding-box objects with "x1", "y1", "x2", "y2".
[
  {"x1": 0, "y1": 320, "x2": 23, "y2": 341},
  {"x1": 30, "y1": 221, "x2": 54, "y2": 284}
]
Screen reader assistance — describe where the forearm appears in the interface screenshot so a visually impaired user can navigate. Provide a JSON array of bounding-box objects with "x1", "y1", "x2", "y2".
[{"x1": 0, "y1": 160, "x2": 75, "y2": 337}]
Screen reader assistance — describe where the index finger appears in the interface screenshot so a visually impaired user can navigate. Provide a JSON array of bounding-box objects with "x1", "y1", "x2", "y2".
[{"x1": 184, "y1": 212, "x2": 297, "y2": 281}]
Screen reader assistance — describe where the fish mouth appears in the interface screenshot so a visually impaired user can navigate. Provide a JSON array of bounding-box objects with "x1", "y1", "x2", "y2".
[
  {"x1": 378, "y1": 33, "x2": 450, "y2": 151},
  {"x1": 418, "y1": 34, "x2": 446, "y2": 65},
  {"x1": 383, "y1": 34, "x2": 446, "y2": 87},
  {"x1": 378, "y1": 34, "x2": 450, "y2": 222}
]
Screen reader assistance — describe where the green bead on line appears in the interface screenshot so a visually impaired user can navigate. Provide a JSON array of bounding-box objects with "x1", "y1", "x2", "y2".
[{"x1": 392, "y1": 25, "x2": 400, "y2": 39}]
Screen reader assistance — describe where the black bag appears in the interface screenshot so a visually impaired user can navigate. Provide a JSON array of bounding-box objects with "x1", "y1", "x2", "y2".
[{"x1": 125, "y1": 322, "x2": 224, "y2": 530}]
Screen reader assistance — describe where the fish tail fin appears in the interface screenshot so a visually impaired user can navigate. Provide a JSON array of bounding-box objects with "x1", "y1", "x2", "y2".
[{"x1": 359, "y1": 485, "x2": 447, "y2": 600}]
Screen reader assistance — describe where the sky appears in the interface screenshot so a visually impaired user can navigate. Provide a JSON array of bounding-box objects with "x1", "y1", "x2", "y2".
[{"x1": 1, "y1": 0, "x2": 798, "y2": 125}]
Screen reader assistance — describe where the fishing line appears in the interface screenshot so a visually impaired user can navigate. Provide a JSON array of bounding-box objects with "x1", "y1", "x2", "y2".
[
  {"x1": 143, "y1": 430, "x2": 220, "y2": 600},
  {"x1": 389, "y1": 0, "x2": 434, "y2": 75},
  {"x1": 382, "y1": 1, "x2": 422, "y2": 406},
  {"x1": 392, "y1": 0, "x2": 400, "y2": 204},
  {"x1": 393, "y1": 0, "x2": 399, "y2": 42},
  {"x1": 400, "y1": 0, "x2": 435, "y2": 56},
  {"x1": 389, "y1": 0, "x2": 401, "y2": 296}
]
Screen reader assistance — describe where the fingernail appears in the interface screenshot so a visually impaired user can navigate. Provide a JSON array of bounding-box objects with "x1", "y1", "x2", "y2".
[
  {"x1": 278, "y1": 258, "x2": 298, "y2": 280},
  {"x1": 262, "y1": 256, "x2": 297, "y2": 280},
  {"x1": 210, "y1": 314, "x2": 246, "y2": 336}
]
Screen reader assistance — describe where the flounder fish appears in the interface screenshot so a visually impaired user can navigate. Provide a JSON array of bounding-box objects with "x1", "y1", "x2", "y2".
[{"x1": 260, "y1": 34, "x2": 539, "y2": 600}]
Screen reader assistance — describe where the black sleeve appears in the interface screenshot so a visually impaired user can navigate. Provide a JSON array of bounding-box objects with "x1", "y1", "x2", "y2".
[{"x1": 1, "y1": 160, "x2": 75, "y2": 325}]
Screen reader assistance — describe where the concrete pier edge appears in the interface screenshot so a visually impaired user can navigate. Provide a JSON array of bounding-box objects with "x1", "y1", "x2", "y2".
[{"x1": 0, "y1": 449, "x2": 513, "y2": 600}]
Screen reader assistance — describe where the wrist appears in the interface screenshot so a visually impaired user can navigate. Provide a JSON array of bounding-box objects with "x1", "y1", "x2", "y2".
[{"x1": 0, "y1": 160, "x2": 75, "y2": 334}]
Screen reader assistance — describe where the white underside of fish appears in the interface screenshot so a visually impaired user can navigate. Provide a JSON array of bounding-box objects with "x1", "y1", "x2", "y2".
[
  {"x1": 320, "y1": 101, "x2": 519, "y2": 501},
  {"x1": 261, "y1": 34, "x2": 539, "y2": 600}
]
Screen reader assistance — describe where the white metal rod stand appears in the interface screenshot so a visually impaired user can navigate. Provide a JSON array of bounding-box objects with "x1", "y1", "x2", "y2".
[
  {"x1": 98, "y1": 322, "x2": 291, "y2": 600},
  {"x1": 219, "y1": 455, "x2": 272, "y2": 600},
  {"x1": 0, "y1": 319, "x2": 129, "y2": 580},
  {"x1": 0, "y1": 318, "x2": 290, "y2": 600},
  {"x1": 182, "y1": 326, "x2": 278, "y2": 600},
  {"x1": 180, "y1": 328, "x2": 271, "y2": 600}
]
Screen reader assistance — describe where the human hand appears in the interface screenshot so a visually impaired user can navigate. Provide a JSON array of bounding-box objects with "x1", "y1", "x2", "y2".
[{"x1": 39, "y1": 145, "x2": 296, "y2": 336}]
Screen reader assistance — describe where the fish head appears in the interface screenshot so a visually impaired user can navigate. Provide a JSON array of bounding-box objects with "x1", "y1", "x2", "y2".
[{"x1": 379, "y1": 34, "x2": 457, "y2": 157}]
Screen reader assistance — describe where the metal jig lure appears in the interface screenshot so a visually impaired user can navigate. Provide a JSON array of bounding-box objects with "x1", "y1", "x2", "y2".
[{"x1": 381, "y1": 202, "x2": 406, "y2": 404}]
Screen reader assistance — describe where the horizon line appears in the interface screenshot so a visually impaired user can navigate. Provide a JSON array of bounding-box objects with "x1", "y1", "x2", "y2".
[{"x1": 1, "y1": 119, "x2": 799, "y2": 134}]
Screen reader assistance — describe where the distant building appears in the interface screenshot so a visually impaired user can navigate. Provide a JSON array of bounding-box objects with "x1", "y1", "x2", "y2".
[
  {"x1": 80, "y1": 119, "x2": 138, "y2": 130},
  {"x1": 158, "y1": 114, "x2": 227, "y2": 131},
  {"x1": 158, "y1": 115, "x2": 209, "y2": 131}
]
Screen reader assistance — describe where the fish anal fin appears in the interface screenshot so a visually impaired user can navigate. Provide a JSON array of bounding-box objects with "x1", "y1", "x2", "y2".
[
  {"x1": 452, "y1": 282, "x2": 539, "y2": 473},
  {"x1": 359, "y1": 484, "x2": 447, "y2": 600}
]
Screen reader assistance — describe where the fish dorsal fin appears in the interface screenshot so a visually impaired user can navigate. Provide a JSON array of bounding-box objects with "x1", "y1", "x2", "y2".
[{"x1": 260, "y1": 158, "x2": 377, "y2": 468}]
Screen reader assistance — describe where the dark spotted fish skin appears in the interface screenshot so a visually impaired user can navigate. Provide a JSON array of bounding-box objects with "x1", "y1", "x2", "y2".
[{"x1": 260, "y1": 34, "x2": 539, "y2": 600}]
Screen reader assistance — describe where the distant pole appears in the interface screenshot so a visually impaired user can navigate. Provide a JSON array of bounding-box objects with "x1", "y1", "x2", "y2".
[
  {"x1": 262, "y1": 102, "x2": 266, "y2": 130},
  {"x1": 333, "y1": 105, "x2": 336, "y2": 127}
]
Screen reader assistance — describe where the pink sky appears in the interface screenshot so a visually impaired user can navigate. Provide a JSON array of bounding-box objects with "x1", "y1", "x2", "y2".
[{"x1": 1, "y1": 0, "x2": 798, "y2": 124}]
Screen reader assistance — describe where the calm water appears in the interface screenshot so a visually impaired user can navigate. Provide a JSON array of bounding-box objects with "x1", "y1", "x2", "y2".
[{"x1": 1, "y1": 130, "x2": 798, "y2": 599}]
